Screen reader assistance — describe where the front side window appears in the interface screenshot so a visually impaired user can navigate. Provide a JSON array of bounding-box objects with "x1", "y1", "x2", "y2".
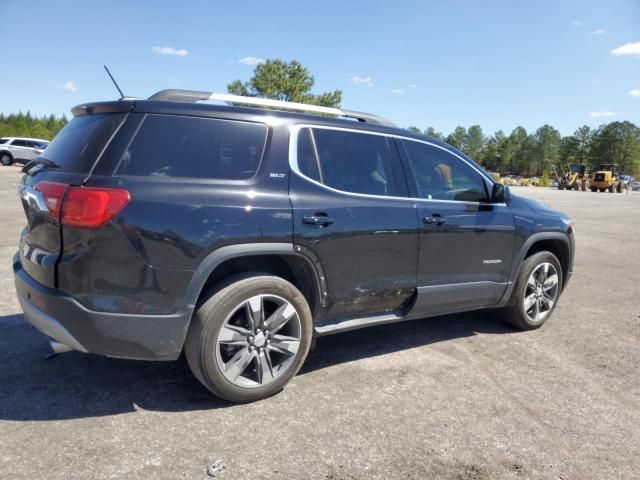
[
  {"x1": 305, "y1": 128, "x2": 395, "y2": 196},
  {"x1": 117, "y1": 115, "x2": 267, "y2": 180},
  {"x1": 401, "y1": 140, "x2": 488, "y2": 202}
]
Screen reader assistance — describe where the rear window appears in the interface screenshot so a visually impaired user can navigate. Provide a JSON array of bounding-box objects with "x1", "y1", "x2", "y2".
[
  {"x1": 41, "y1": 113, "x2": 125, "y2": 173},
  {"x1": 116, "y1": 115, "x2": 267, "y2": 180}
]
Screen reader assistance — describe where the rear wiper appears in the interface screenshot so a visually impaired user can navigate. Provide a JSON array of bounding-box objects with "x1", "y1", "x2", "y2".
[{"x1": 22, "y1": 158, "x2": 60, "y2": 175}]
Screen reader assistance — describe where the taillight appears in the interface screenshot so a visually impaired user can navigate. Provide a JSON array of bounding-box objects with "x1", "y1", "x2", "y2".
[
  {"x1": 35, "y1": 181, "x2": 130, "y2": 228},
  {"x1": 35, "y1": 181, "x2": 67, "y2": 220}
]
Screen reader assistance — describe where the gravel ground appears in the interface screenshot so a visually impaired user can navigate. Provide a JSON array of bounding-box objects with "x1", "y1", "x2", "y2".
[{"x1": 1, "y1": 165, "x2": 639, "y2": 479}]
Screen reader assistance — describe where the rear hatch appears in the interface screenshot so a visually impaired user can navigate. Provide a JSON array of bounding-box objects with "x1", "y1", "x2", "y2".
[{"x1": 19, "y1": 106, "x2": 130, "y2": 288}]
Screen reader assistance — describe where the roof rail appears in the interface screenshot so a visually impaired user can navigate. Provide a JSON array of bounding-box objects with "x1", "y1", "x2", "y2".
[{"x1": 147, "y1": 89, "x2": 397, "y2": 127}]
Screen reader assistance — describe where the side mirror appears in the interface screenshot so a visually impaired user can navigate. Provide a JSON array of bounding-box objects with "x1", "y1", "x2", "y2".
[{"x1": 491, "y1": 182, "x2": 507, "y2": 203}]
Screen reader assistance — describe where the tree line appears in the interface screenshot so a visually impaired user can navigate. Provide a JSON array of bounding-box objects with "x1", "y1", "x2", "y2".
[
  {"x1": 2, "y1": 60, "x2": 638, "y2": 176},
  {"x1": 407, "y1": 122, "x2": 640, "y2": 176},
  {"x1": 0, "y1": 112, "x2": 69, "y2": 141}
]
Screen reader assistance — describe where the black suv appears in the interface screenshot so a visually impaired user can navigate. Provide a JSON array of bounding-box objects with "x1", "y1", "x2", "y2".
[{"x1": 14, "y1": 90, "x2": 574, "y2": 402}]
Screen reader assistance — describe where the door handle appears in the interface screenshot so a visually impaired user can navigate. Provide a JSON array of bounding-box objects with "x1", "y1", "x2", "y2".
[
  {"x1": 423, "y1": 215, "x2": 446, "y2": 226},
  {"x1": 303, "y1": 215, "x2": 335, "y2": 226}
]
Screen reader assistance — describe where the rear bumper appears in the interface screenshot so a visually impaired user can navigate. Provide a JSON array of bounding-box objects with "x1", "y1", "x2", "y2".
[{"x1": 13, "y1": 255, "x2": 189, "y2": 361}]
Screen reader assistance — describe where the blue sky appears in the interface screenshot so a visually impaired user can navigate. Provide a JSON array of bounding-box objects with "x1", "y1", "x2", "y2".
[{"x1": 1, "y1": 0, "x2": 638, "y2": 135}]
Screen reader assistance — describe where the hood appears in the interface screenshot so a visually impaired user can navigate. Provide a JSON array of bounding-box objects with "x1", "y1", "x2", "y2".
[{"x1": 509, "y1": 193, "x2": 569, "y2": 219}]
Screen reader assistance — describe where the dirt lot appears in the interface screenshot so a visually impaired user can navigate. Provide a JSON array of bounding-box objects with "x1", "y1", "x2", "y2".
[{"x1": 1, "y1": 165, "x2": 639, "y2": 479}]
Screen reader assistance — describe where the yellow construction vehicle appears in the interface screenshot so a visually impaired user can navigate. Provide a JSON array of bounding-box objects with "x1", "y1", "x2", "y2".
[
  {"x1": 589, "y1": 163, "x2": 625, "y2": 193},
  {"x1": 554, "y1": 164, "x2": 589, "y2": 191}
]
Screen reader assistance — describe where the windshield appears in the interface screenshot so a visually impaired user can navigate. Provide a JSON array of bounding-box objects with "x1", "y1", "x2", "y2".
[{"x1": 40, "y1": 113, "x2": 125, "y2": 173}]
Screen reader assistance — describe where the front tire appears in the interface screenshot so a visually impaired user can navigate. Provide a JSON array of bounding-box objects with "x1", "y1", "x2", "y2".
[
  {"x1": 502, "y1": 251, "x2": 563, "y2": 330},
  {"x1": 0, "y1": 152, "x2": 13, "y2": 166},
  {"x1": 185, "y1": 273, "x2": 313, "y2": 402}
]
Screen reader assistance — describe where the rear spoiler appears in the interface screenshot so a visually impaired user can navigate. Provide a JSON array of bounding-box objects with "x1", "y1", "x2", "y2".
[{"x1": 71, "y1": 100, "x2": 135, "y2": 117}]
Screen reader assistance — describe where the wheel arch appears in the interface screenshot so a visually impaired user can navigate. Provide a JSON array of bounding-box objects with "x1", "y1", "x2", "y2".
[
  {"x1": 183, "y1": 243, "x2": 325, "y2": 326},
  {"x1": 500, "y1": 232, "x2": 572, "y2": 304}
]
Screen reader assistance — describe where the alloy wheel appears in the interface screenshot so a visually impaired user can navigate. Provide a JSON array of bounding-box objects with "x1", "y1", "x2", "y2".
[
  {"x1": 523, "y1": 262, "x2": 559, "y2": 323},
  {"x1": 215, "y1": 294, "x2": 302, "y2": 388}
]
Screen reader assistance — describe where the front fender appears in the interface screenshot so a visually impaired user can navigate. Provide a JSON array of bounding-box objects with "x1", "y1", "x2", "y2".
[{"x1": 498, "y1": 231, "x2": 572, "y2": 305}]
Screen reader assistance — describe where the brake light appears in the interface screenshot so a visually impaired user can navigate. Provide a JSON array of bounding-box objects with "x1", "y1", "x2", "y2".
[
  {"x1": 35, "y1": 181, "x2": 130, "y2": 228},
  {"x1": 62, "y1": 186, "x2": 131, "y2": 228},
  {"x1": 35, "y1": 181, "x2": 67, "y2": 220}
]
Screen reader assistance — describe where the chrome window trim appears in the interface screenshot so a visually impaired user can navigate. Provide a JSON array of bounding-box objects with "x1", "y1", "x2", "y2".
[{"x1": 288, "y1": 124, "x2": 506, "y2": 207}]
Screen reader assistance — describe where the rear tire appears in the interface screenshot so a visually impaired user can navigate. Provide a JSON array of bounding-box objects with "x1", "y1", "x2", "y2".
[
  {"x1": 0, "y1": 152, "x2": 13, "y2": 166},
  {"x1": 185, "y1": 273, "x2": 313, "y2": 403},
  {"x1": 501, "y1": 251, "x2": 563, "y2": 330}
]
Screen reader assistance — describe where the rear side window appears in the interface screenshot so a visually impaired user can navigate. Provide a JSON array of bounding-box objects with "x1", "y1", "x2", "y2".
[
  {"x1": 117, "y1": 115, "x2": 267, "y2": 180},
  {"x1": 0, "y1": 138, "x2": 8, "y2": 145},
  {"x1": 309, "y1": 129, "x2": 395, "y2": 196},
  {"x1": 296, "y1": 128, "x2": 321, "y2": 182},
  {"x1": 27, "y1": 140, "x2": 48, "y2": 149},
  {"x1": 41, "y1": 113, "x2": 125, "y2": 173}
]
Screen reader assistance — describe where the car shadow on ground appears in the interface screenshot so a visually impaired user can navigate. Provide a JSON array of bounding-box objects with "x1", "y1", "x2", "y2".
[{"x1": 0, "y1": 310, "x2": 516, "y2": 421}]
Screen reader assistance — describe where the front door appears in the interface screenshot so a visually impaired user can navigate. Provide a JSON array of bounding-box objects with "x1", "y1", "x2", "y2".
[
  {"x1": 289, "y1": 126, "x2": 420, "y2": 324},
  {"x1": 396, "y1": 138, "x2": 515, "y2": 317}
]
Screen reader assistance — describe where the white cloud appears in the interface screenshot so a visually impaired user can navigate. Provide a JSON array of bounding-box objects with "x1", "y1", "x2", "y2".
[
  {"x1": 151, "y1": 46, "x2": 190, "y2": 56},
  {"x1": 409, "y1": 84, "x2": 418, "y2": 88},
  {"x1": 628, "y1": 89, "x2": 640, "y2": 98},
  {"x1": 350, "y1": 75, "x2": 374, "y2": 87},
  {"x1": 238, "y1": 56, "x2": 265, "y2": 66},
  {"x1": 590, "y1": 111, "x2": 616, "y2": 118},
  {"x1": 60, "y1": 81, "x2": 78, "y2": 93},
  {"x1": 391, "y1": 89, "x2": 405, "y2": 94},
  {"x1": 572, "y1": 20, "x2": 581, "y2": 27},
  {"x1": 591, "y1": 29, "x2": 606, "y2": 35},
  {"x1": 611, "y1": 42, "x2": 640, "y2": 57}
]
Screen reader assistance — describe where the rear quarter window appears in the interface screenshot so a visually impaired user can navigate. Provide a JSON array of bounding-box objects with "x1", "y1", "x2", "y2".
[
  {"x1": 116, "y1": 115, "x2": 268, "y2": 180},
  {"x1": 0, "y1": 139, "x2": 8, "y2": 145}
]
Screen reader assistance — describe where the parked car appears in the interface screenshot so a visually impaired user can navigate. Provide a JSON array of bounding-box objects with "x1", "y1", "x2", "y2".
[
  {"x1": 14, "y1": 91, "x2": 575, "y2": 402},
  {"x1": 0, "y1": 137, "x2": 50, "y2": 165},
  {"x1": 620, "y1": 175, "x2": 634, "y2": 187},
  {"x1": 631, "y1": 181, "x2": 640, "y2": 191}
]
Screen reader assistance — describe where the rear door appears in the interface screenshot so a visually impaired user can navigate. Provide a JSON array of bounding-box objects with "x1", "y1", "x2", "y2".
[
  {"x1": 25, "y1": 140, "x2": 46, "y2": 160},
  {"x1": 397, "y1": 139, "x2": 515, "y2": 317},
  {"x1": 289, "y1": 126, "x2": 420, "y2": 323},
  {"x1": 9, "y1": 139, "x2": 30, "y2": 161},
  {"x1": 19, "y1": 111, "x2": 127, "y2": 287}
]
